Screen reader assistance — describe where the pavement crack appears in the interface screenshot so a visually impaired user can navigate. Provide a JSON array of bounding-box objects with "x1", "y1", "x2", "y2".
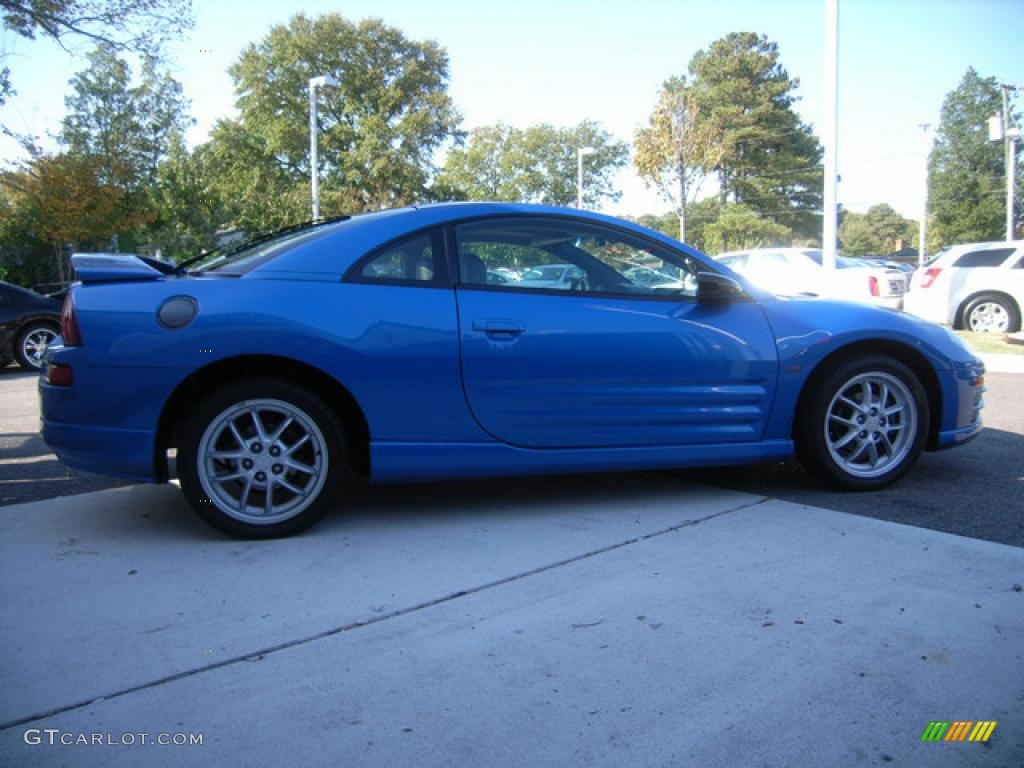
[{"x1": 0, "y1": 495, "x2": 767, "y2": 732}]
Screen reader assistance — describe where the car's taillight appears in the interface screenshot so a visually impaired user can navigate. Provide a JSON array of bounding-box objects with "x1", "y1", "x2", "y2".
[
  {"x1": 868, "y1": 276, "x2": 880, "y2": 296},
  {"x1": 919, "y1": 267, "x2": 942, "y2": 289},
  {"x1": 46, "y1": 363, "x2": 73, "y2": 386},
  {"x1": 60, "y1": 294, "x2": 82, "y2": 346}
]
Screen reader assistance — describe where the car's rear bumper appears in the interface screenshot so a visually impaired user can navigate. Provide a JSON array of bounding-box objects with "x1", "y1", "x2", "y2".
[
  {"x1": 870, "y1": 295, "x2": 904, "y2": 310},
  {"x1": 40, "y1": 416, "x2": 158, "y2": 482},
  {"x1": 38, "y1": 345, "x2": 179, "y2": 483}
]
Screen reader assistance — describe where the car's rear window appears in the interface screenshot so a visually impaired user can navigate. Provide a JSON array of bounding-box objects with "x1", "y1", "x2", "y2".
[
  {"x1": 952, "y1": 248, "x2": 1015, "y2": 268},
  {"x1": 201, "y1": 227, "x2": 340, "y2": 275}
]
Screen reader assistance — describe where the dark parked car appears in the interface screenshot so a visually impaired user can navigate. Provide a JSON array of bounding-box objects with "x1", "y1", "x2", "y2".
[
  {"x1": 40, "y1": 203, "x2": 985, "y2": 539},
  {"x1": 0, "y1": 281, "x2": 62, "y2": 370}
]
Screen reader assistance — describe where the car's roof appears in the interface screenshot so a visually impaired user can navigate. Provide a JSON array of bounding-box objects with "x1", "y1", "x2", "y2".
[
  {"x1": 928, "y1": 240, "x2": 1024, "y2": 266},
  {"x1": 246, "y1": 203, "x2": 705, "y2": 277},
  {"x1": 715, "y1": 247, "x2": 817, "y2": 257}
]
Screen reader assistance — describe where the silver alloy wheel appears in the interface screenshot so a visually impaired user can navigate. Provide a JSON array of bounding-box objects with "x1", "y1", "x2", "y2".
[
  {"x1": 824, "y1": 371, "x2": 918, "y2": 479},
  {"x1": 967, "y1": 301, "x2": 1009, "y2": 333},
  {"x1": 196, "y1": 398, "x2": 328, "y2": 525},
  {"x1": 21, "y1": 327, "x2": 57, "y2": 368}
]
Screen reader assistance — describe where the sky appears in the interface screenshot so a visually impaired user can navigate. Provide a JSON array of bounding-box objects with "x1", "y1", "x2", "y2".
[{"x1": 2, "y1": 0, "x2": 1022, "y2": 222}]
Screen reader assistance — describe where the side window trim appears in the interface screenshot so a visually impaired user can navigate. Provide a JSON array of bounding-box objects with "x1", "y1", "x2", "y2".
[
  {"x1": 343, "y1": 227, "x2": 450, "y2": 286},
  {"x1": 451, "y1": 214, "x2": 710, "y2": 301}
]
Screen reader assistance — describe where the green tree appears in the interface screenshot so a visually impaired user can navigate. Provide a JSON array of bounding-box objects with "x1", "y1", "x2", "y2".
[
  {"x1": 58, "y1": 44, "x2": 190, "y2": 249},
  {"x1": 212, "y1": 12, "x2": 461, "y2": 227},
  {"x1": 439, "y1": 120, "x2": 628, "y2": 207},
  {"x1": 928, "y1": 68, "x2": 1021, "y2": 246},
  {"x1": 839, "y1": 203, "x2": 917, "y2": 255},
  {"x1": 702, "y1": 203, "x2": 791, "y2": 254},
  {"x1": 61, "y1": 45, "x2": 190, "y2": 188},
  {"x1": 1, "y1": 0, "x2": 193, "y2": 106},
  {"x1": 142, "y1": 133, "x2": 226, "y2": 261},
  {"x1": 1, "y1": 152, "x2": 146, "y2": 280},
  {"x1": 630, "y1": 199, "x2": 724, "y2": 254},
  {"x1": 634, "y1": 76, "x2": 721, "y2": 243},
  {"x1": 633, "y1": 211, "x2": 680, "y2": 240},
  {"x1": 688, "y1": 32, "x2": 823, "y2": 240}
]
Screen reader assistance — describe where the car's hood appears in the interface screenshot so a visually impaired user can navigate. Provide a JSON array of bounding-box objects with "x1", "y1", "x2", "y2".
[{"x1": 758, "y1": 294, "x2": 979, "y2": 371}]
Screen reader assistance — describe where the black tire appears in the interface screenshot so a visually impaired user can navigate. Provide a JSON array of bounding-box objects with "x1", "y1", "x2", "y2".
[
  {"x1": 178, "y1": 377, "x2": 347, "y2": 538},
  {"x1": 961, "y1": 293, "x2": 1021, "y2": 334},
  {"x1": 15, "y1": 322, "x2": 59, "y2": 370},
  {"x1": 795, "y1": 355, "x2": 929, "y2": 490}
]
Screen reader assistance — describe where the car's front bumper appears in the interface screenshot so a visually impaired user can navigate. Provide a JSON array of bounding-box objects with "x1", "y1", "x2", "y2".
[{"x1": 931, "y1": 359, "x2": 985, "y2": 450}]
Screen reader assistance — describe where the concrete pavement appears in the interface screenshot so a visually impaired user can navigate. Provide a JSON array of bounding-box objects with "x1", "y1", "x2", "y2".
[{"x1": 1, "y1": 475, "x2": 1021, "y2": 766}]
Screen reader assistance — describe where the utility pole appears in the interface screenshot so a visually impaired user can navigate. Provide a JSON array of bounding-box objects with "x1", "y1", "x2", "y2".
[
  {"x1": 990, "y1": 84, "x2": 1020, "y2": 242},
  {"x1": 822, "y1": 0, "x2": 839, "y2": 294},
  {"x1": 1002, "y1": 85, "x2": 1019, "y2": 241},
  {"x1": 918, "y1": 122, "x2": 931, "y2": 264}
]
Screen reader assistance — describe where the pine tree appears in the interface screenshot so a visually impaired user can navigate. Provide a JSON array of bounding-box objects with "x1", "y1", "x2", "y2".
[
  {"x1": 928, "y1": 68, "x2": 1020, "y2": 246},
  {"x1": 688, "y1": 32, "x2": 823, "y2": 242}
]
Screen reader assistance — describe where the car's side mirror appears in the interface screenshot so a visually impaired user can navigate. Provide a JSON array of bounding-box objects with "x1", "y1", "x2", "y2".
[{"x1": 697, "y1": 271, "x2": 748, "y2": 304}]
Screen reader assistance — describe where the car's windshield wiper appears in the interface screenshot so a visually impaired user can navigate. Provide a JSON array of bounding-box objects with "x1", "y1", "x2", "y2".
[{"x1": 174, "y1": 215, "x2": 352, "y2": 275}]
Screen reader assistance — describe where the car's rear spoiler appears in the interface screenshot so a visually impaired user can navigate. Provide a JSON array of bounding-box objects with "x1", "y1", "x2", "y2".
[{"x1": 71, "y1": 253, "x2": 176, "y2": 283}]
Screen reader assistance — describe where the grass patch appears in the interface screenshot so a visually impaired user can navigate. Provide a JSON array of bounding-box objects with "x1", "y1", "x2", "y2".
[{"x1": 955, "y1": 330, "x2": 1024, "y2": 356}]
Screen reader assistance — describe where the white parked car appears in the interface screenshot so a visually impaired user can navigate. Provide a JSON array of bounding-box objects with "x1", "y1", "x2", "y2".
[
  {"x1": 517, "y1": 263, "x2": 587, "y2": 290},
  {"x1": 903, "y1": 241, "x2": 1023, "y2": 333},
  {"x1": 715, "y1": 248, "x2": 908, "y2": 309}
]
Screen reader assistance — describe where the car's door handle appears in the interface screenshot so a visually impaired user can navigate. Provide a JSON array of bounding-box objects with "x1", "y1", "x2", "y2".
[{"x1": 472, "y1": 319, "x2": 525, "y2": 336}]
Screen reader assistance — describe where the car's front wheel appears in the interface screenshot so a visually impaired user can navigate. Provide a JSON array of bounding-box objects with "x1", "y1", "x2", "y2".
[
  {"x1": 178, "y1": 378, "x2": 347, "y2": 538},
  {"x1": 962, "y1": 293, "x2": 1020, "y2": 334},
  {"x1": 16, "y1": 323, "x2": 59, "y2": 370},
  {"x1": 795, "y1": 355, "x2": 929, "y2": 490}
]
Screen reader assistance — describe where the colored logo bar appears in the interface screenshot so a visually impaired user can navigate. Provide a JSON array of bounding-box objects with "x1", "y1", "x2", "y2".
[{"x1": 921, "y1": 721, "x2": 997, "y2": 742}]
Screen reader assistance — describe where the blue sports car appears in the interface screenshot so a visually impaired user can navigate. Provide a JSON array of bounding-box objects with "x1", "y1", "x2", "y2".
[{"x1": 40, "y1": 203, "x2": 985, "y2": 538}]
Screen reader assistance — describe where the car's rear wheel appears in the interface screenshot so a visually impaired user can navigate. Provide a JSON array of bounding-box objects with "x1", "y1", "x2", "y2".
[
  {"x1": 962, "y1": 293, "x2": 1020, "y2": 333},
  {"x1": 795, "y1": 355, "x2": 928, "y2": 490},
  {"x1": 15, "y1": 323, "x2": 58, "y2": 370},
  {"x1": 178, "y1": 378, "x2": 346, "y2": 538}
]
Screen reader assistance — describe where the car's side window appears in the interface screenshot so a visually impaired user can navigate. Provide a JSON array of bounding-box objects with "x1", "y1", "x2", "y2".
[
  {"x1": 454, "y1": 217, "x2": 701, "y2": 298},
  {"x1": 352, "y1": 232, "x2": 441, "y2": 285},
  {"x1": 953, "y1": 248, "x2": 1015, "y2": 268}
]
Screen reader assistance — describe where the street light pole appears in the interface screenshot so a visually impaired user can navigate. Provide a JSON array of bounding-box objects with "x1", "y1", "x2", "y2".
[
  {"x1": 821, "y1": 0, "x2": 840, "y2": 295},
  {"x1": 309, "y1": 74, "x2": 338, "y2": 221},
  {"x1": 918, "y1": 122, "x2": 931, "y2": 264},
  {"x1": 577, "y1": 146, "x2": 596, "y2": 209}
]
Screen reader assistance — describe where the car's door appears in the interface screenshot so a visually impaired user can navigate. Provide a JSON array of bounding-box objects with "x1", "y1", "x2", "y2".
[{"x1": 453, "y1": 216, "x2": 779, "y2": 449}]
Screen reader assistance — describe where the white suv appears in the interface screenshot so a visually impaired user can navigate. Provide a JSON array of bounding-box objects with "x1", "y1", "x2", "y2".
[
  {"x1": 714, "y1": 248, "x2": 908, "y2": 309},
  {"x1": 903, "y1": 241, "x2": 1024, "y2": 333}
]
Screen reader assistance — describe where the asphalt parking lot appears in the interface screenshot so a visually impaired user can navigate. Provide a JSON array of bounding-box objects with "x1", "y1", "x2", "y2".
[{"x1": 1, "y1": 360, "x2": 1022, "y2": 766}]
